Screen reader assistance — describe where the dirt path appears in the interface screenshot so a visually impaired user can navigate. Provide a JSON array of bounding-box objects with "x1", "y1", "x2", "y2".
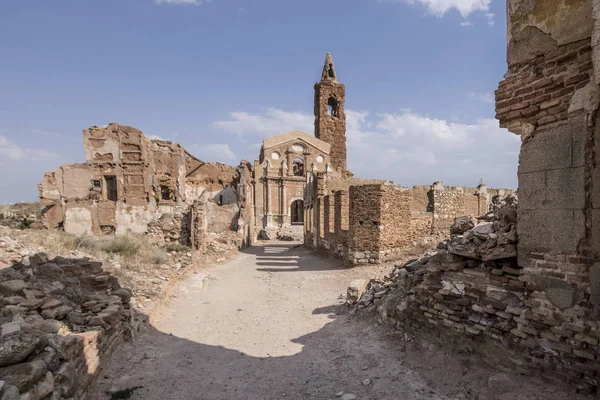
[{"x1": 90, "y1": 243, "x2": 589, "y2": 400}]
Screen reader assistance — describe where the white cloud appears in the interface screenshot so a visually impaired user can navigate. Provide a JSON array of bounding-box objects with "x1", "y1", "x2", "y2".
[
  {"x1": 0, "y1": 136, "x2": 25, "y2": 161},
  {"x1": 381, "y1": 0, "x2": 493, "y2": 23},
  {"x1": 213, "y1": 108, "x2": 520, "y2": 188},
  {"x1": 155, "y1": 0, "x2": 204, "y2": 5},
  {"x1": 468, "y1": 91, "x2": 494, "y2": 104},
  {"x1": 212, "y1": 108, "x2": 313, "y2": 136},
  {"x1": 189, "y1": 143, "x2": 237, "y2": 163},
  {"x1": 460, "y1": 21, "x2": 473, "y2": 27},
  {"x1": 345, "y1": 110, "x2": 519, "y2": 187},
  {"x1": 0, "y1": 136, "x2": 59, "y2": 162}
]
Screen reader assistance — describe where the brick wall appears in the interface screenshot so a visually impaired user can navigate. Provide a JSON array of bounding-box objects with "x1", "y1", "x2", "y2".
[{"x1": 496, "y1": 39, "x2": 592, "y2": 134}]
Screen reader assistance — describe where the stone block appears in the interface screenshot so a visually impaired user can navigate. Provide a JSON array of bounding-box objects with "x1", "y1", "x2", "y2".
[
  {"x1": 532, "y1": 276, "x2": 583, "y2": 309},
  {"x1": 517, "y1": 209, "x2": 585, "y2": 255},
  {"x1": 518, "y1": 124, "x2": 573, "y2": 173},
  {"x1": 519, "y1": 167, "x2": 584, "y2": 211},
  {"x1": 545, "y1": 167, "x2": 585, "y2": 209}
]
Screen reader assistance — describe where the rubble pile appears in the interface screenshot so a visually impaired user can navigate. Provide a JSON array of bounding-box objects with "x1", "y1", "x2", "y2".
[
  {"x1": 350, "y1": 194, "x2": 518, "y2": 311},
  {"x1": 349, "y1": 195, "x2": 600, "y2": 392},
  {"x1": 0, "y1": 243, "x2": 140, "y2": 399}
]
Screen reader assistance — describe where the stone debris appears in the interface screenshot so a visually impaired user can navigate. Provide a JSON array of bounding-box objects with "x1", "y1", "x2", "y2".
[
  {"x1": 347, "y1": 194, "x2": 600, "y2": 392},
  {"x1": 0, "y1": 235, "x2": 143, "y2": 399}
]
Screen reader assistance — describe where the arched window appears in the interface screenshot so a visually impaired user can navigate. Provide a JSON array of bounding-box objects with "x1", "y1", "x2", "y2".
[
  {"x1": 291, "y1": 200, "x2": 304, "y2": 225},
  {"x1": 293, "y1": 157, "x2": 305, "y2": 177},
  {"x1": 327, "y1": 97, "x2": 339, "y2": 118}
]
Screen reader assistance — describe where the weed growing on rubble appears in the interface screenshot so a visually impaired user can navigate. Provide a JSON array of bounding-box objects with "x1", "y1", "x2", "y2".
[
  {"x1": 162, "y1": 242, "x2": 191, "y2": 253},
  {"x1": 5, "y1": 229, "x2": 169, "y2": 269}
]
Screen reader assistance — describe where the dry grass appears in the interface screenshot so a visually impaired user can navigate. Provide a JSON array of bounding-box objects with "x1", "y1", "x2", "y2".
[{"x1": 6, "y1": 229, "x2": 170, "y2": 272}]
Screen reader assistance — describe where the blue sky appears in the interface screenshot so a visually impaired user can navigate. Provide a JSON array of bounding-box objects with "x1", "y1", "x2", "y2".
[{"x1": 0, "y1": 0, "x2": 519, "y2": 203}]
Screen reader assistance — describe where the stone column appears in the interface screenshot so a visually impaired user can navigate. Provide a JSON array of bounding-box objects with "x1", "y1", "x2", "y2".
[{"x1": 281, "y1": 180, "x2": 287, "y2": 225}]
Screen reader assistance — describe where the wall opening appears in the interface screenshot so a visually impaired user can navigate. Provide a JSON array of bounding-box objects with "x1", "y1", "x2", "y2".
[
  {"x1": 161, "y1": 185, "x2": 172, "y2": 201},
  {"x1": 293, "y1": 158, "x2": 305, "y2": 177},
  {"x1": 104, "y1": 176, "x2": 118, "y2": 201},
  {"x1": 327, "y1": 97, "x2": 339, "y2": 118},
  {"x1": 327, "y1": 63, "x2": 335, "y2": 79},
  {"x1": 291, "y1": 200, "x2": 304, "y2": 225}
]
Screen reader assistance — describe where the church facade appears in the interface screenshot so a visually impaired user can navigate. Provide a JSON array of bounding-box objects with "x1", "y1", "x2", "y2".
[{"x1": 251, "y1": 53, "x2": 347, "y2": 240}]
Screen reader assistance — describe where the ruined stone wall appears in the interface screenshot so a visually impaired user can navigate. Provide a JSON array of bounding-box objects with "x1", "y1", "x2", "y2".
[
  {"x1": 310, "y1": 179, "x2": 510, "y2": 265},
  {"x1": 463, "y1": 188, "x2": 480, "y2": 217},
  {"x1": 432, "y1": 188, "x2": 465, "y2": 234},
  {"x1": 39, "y1": 123, "x2": 248, "y2": 253},
  {"x1": 378, "y1": 185, "x2": 413, "y2": 250},
  {"x1": 348, "y1": 184, "x2": 382, "y2": 257},
  {"x1": 0, "y1": 249, "x2": 140, "y2": 399},
  {"x1": 353, "y1": 197, "x2": 600, "y2": 392},
  {"x1": 495, "y1": 0, "x2": 600, "y2": 309},
  {"x1": 346, "y1": 184, "x2": 416, "y2": 264},
  {"x1": 411, "y1": 185, "x2": 432, "y2": 213},
  {"x1": 350, "y1": 0, "x2": 600, "y2": 392}
]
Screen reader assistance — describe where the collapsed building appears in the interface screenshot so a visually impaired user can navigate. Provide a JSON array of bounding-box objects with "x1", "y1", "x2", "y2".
[
  {"x1": 38, "y1": 124, "x2": 250, "y2": 252},
  {"x1": 351, "y1": 0, "x2": 600, "y2": 392}
]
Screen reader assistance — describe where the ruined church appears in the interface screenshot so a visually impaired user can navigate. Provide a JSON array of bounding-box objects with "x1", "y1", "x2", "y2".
[{"x1": 38, "y1": 53, "x2": 513, "y2": 265}]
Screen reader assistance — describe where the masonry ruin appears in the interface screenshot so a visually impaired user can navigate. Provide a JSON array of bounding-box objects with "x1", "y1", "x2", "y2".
[
  {"x1": 350, "y1": 0, "x2": 600, "y2": 393},
  {"x1": 301, "y1": 54, "x2": 514, "y2": 266},
  {"x1": 4, "y1": 2, "x2": 599, "y2": 396},
  {"x1": 35, "y1": 54, "x2": 511, "y2": 268},
  {"x1": 38, "y1": 124, "x2": 252, "y2": 255}
]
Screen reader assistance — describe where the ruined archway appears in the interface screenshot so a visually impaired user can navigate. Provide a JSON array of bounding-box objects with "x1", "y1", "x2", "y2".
[{"x1": 290, "y1": 199, "x2": 304, "y2": 225}]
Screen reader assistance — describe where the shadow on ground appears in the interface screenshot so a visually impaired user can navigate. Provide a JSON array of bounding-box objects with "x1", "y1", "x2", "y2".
[
  {"x1": 87, "y1": 242, "x2": 591, "y2": 400},
  {"x1": 247, "y1": 242, "x2": 350, "y2": 273},
  {"x1": 90, "y1": 306, "x2": 588, "y2": 400}
]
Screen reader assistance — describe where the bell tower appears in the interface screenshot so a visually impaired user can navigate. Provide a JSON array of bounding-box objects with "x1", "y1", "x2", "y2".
[{"x1": 314, "y1": 53, "x2": 347, "y2": 172}]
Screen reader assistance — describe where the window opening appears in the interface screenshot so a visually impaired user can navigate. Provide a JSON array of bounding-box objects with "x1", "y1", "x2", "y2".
[
  {"x1": 293, "y1": 158, "x2": 305, "y2": 177},
  {"x1": 104, "y1": 176, "x2": 118, "y2": 201},
  {"x1": 327, "y1": 63, "x2": 335, "y2": 79},
  {"x1": 161, "y1": 185, "x2": 172, "y2": 201},
  {"x1": 327, "y1": 97, "x2": 339, "y2": 118},
  {"x1": 291, "y1": 200, "x2": 304, "y2": 225}
]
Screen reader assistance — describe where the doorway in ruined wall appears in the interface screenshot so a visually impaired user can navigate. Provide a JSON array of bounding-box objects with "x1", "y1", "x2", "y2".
[{"x1": 291, "y1": 199, "x2": 304, "y2": 225}]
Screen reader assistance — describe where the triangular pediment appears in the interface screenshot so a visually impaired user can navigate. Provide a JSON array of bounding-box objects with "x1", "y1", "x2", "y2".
[{"x1": 262, "y1": 130, "x2": 331, "y2": 155}]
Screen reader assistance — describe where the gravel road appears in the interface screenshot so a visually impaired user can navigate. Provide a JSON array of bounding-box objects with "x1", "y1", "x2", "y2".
[{"x1": 90, "y1": 243, "x2": 589, "y2": 400}]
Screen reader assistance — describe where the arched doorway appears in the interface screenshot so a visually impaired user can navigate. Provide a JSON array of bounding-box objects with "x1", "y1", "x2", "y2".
[{"x1": 290, "y1": 199, "x2": 304, "y2": 225}]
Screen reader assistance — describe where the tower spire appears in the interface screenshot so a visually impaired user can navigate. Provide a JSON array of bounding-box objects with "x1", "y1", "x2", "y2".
[{"x1": 321, "y1": 53, "x2": 338, "y2": 83}]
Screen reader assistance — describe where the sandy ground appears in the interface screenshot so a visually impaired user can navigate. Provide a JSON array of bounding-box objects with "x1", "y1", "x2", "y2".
[{"x1": 90, "y1": 243, "x2": 591, "y2": 400}]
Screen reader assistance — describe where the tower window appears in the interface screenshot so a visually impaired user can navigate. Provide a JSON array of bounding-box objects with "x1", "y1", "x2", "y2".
[
  {"x1": 327, "y1": 63, "x2": 335, "y2": 79},
  {"x1": 327, "y1": 97, "x2": 339, "y2": 118}
]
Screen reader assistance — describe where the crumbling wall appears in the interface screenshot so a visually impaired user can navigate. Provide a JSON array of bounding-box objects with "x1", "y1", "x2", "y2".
[
  {"x1": 411, "y1": 185, "x2": 432, "y2": 212},
  {"x1": 347, "y1": 184, "x2": 414, "y2": 265},
  {"x1": 310, "y1": 179, "x2": 510, "y2": 266},
  {"x1": 496, "y1": 0, "x2": 600, "y2": 313},
  {"x1": 432, "y1": 185, "x2": 466, "y2": 234},
  {"x1": 0, "y1": 248, "x2": 140, "y2": 399},
  {"x1": 351, "y1": 0, "x2": 600, "y2": 393},
  {"x1": 39, "y1": 123, "x2": 248, "y2": 253}
]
